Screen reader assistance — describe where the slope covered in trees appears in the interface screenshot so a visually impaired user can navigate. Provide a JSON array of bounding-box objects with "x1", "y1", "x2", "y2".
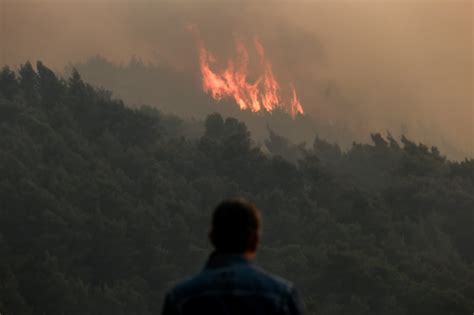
[
  {"x1": 71, "y1": 56, "x2": 470, "y2": 160},
  {"x1": 70, "y1": 57, "x2": 366, "y2": 150},
  {"x1": 0, "y1": 62, "x2": 473, "y2": 314}
]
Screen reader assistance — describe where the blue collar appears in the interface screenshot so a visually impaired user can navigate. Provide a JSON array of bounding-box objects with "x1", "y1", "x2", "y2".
[{"x1": 204, "y1": 252, "x2": 251, "y2": 270}]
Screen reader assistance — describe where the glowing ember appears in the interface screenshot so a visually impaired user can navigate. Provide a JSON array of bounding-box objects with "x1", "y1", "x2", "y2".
[{"x1": 198, "y1": 37, "x2": 304, "y2": 117}]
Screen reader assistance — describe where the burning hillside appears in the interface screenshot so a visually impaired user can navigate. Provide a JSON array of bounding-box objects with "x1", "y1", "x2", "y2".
[{"x1": 198, "y1": 37, "x2": 304, "y2": 118}]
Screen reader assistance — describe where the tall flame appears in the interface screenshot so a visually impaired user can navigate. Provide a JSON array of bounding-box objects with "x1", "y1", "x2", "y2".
[{"x1": 199, "y1": 37, "x2": 304, "y2": 117}]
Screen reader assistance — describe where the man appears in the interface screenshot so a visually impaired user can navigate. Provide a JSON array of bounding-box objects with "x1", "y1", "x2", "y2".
[{"x1": 162, "y1": 198, "x2": 304, "y2": 315}]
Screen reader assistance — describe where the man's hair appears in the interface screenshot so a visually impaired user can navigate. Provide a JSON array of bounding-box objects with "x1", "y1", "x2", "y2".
[{"x1": 210, "y1": 199, "x2": 261, "y2": 254}]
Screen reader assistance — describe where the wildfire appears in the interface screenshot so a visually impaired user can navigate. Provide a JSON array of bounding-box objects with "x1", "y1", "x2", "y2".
[{"x1": 198, "y1": 37, "x2": 304, "y2": 117}]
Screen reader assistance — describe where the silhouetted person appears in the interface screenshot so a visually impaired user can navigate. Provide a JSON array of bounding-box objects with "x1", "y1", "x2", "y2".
[{"x1": 162, "y1": 198, "x2": 304, "y2": 315}]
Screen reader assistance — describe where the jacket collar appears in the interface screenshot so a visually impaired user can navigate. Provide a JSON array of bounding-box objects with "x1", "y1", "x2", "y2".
[{"x1": 204, "y1": 251, "x2": 251, "y2": 270}]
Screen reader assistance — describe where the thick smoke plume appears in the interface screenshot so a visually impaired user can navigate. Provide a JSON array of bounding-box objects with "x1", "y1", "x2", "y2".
[{"x1": 1, "y1": 0, "x2": 472, "y2": 158}]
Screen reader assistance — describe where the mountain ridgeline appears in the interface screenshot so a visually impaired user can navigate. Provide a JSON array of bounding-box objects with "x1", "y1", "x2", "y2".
[{"x1": 0, "y1": 62, "x2": 473, "y2": 314}]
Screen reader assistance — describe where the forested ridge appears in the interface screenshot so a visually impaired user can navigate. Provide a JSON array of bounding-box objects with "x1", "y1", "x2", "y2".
[{"x1": 0, "y1": 62, "x2": 473, "y2": 314}]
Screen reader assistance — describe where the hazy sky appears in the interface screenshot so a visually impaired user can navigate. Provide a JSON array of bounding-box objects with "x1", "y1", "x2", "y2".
[{"x1": 1, "y1": 0, "x2": 472, "y2": 157}]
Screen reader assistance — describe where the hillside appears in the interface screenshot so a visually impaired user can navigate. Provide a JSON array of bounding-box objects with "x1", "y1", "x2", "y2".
[{"x1": 0, "y1": 62, "x2": 473, "y2": 314}]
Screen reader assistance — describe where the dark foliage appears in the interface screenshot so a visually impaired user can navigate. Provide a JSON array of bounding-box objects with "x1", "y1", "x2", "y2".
[{"x1": 0, "y1": 63, "x2": 473, "y2": 314}]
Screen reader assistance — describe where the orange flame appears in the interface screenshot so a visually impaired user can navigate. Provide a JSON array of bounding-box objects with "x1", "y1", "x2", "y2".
[{"x1": 199, "y1": 37, "x2": 304, "y2": 117}]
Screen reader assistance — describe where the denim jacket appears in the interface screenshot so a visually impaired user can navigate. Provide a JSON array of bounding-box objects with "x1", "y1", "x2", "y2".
[{"x1": 162, "y1": 252, "x2": 304, "y2": 315}]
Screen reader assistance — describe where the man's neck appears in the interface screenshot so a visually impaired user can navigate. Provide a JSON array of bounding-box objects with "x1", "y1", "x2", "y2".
[
  {"x1": 211, "y1": 250, "x2": 255, "y2": 259},
  {"x1": 243, "y1": 250, "x2": 256, "y2": 260}
]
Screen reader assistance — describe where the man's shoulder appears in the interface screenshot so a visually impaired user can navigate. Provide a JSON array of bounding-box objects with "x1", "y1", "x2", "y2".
[
  {"x1": 166, "y1": 272, "x2": 211, "y2": 299},
  {"x1": 249, "y1": 264, "x2": 294, "y2": 293}
]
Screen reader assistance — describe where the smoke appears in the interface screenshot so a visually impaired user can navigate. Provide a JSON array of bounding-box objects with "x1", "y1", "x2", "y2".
[{"x1": 1, "y1": 0, "x2": 472, "y2": 158}]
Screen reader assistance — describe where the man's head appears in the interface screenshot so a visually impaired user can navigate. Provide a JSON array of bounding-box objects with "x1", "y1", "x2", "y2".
[{"x1": 210, "y1": 199, "x2": 261, "y2": 257}]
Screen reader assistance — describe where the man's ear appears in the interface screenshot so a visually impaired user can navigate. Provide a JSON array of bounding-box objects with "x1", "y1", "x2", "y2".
[{"x1": 249, "y1": 230, "x2": 260, "y2": 252}]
